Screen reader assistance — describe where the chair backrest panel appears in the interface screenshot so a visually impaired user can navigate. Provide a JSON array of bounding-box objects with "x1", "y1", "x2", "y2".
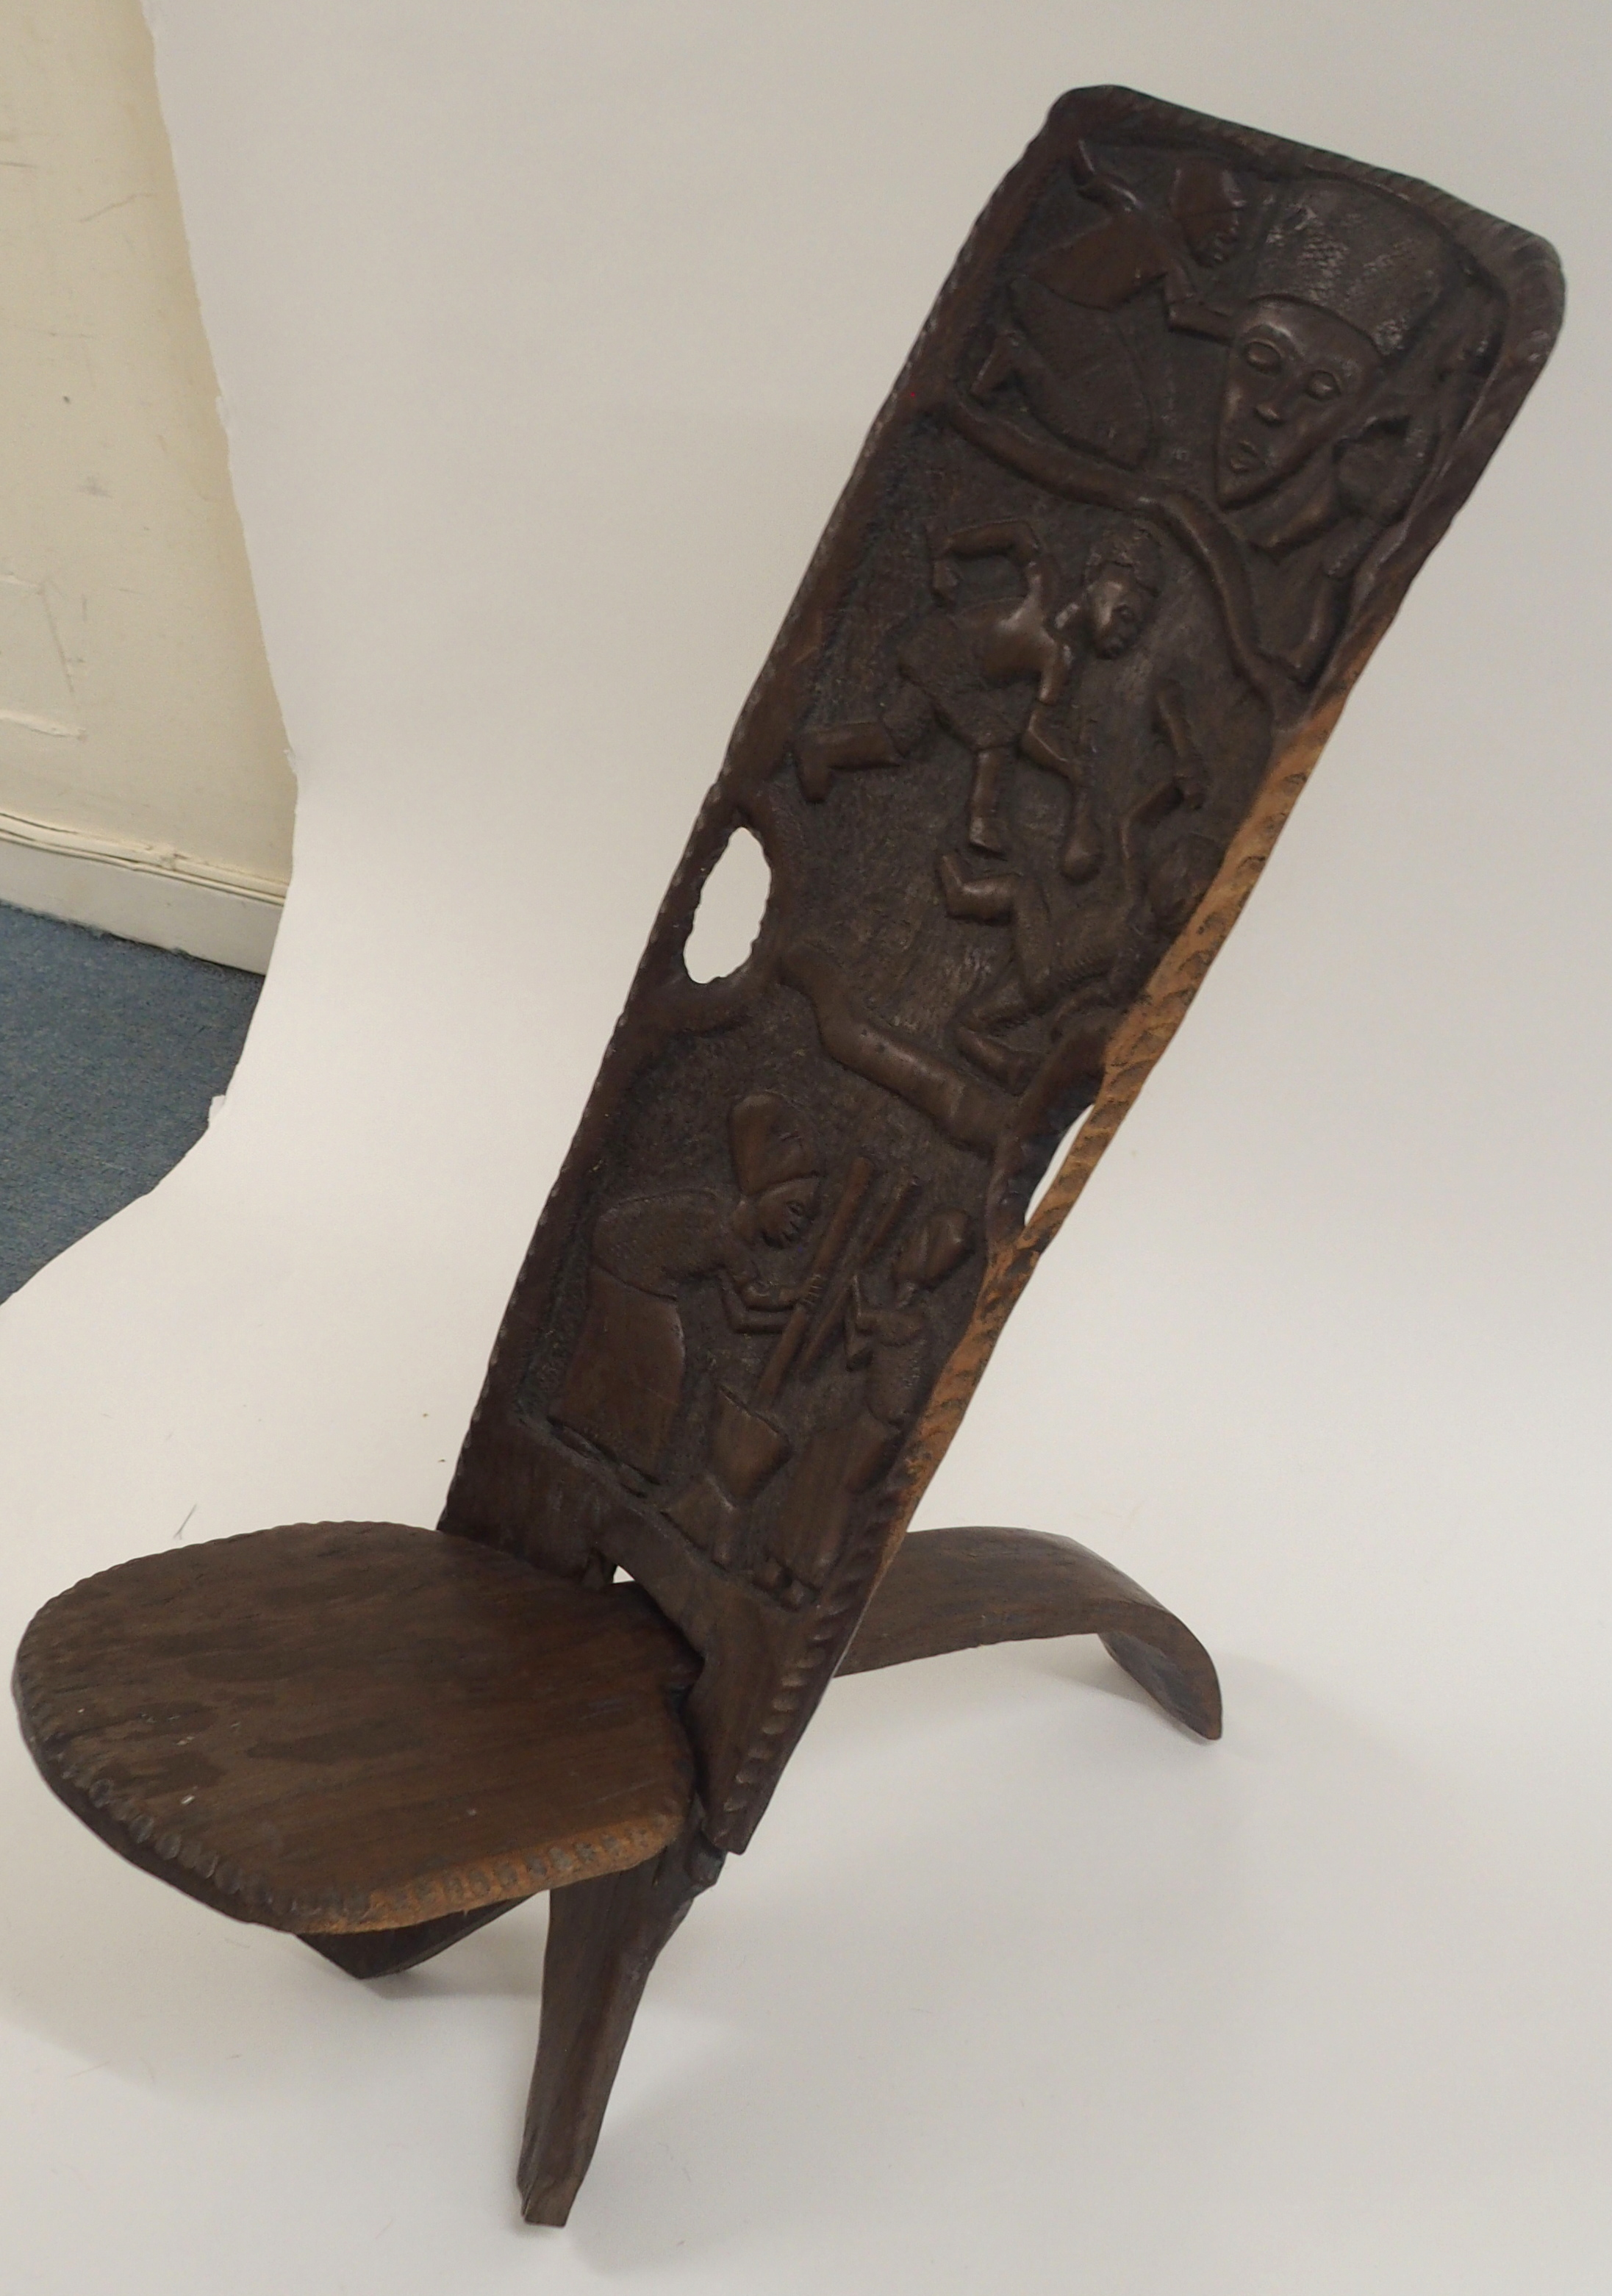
[{"x1": 440, "y1": 87, "x2": 1561, "y2": 1852}]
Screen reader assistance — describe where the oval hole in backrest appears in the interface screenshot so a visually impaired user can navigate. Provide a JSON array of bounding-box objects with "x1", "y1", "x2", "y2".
[
  {"x1": 684, "y1": 826, "x2": 772, "y2": 982},
  {"x1": 1023, "y1": 1104, "x2": 1094, "y2": 1223}
]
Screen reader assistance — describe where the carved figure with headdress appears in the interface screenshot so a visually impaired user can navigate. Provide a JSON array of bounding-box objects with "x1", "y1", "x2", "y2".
[{"x1": 1215, "y1": 180, "x2": 1471, "y2": 680}]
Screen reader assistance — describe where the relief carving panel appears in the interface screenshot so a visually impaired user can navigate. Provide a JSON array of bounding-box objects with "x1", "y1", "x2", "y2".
[{"x1": 440, "y1": 90, "x2": 1561, "y2": 1854}]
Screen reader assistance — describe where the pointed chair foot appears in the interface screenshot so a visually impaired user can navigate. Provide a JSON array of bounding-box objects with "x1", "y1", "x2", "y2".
[
  {"x1": 838, "y1": 1526, "x2": 1221, "y2": 1739},
  {"x1": 519, "y1": 1815, "x2": 725, "y2": 2227}
]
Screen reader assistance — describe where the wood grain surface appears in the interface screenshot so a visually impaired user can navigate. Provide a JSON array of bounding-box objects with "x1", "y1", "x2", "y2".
[
  {"x1": 9, "y1": 85, "x2": 1564, "y2": 2229},
  {"x1": 441, "y1": 86, "x2": 1562, "y2": 1860},
  {"x1": 840, "y1": 1523, "x2": 1222, "y2": 1738},
  {"x1": 13, "y1": 1523, "x2": 698, "y2": 1932}
]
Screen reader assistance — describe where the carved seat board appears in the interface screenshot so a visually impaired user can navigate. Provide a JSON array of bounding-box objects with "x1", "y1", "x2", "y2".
[
  {"x1": 13, "y1": 1524, "x2": 698, "y2": 1933},
  {"x1": 441, "y1": 87, "x2": 1562, "y2": 1857}
]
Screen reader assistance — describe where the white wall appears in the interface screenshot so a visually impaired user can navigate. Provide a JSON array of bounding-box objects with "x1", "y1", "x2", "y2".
[
  {"x1": 0, "y1": 0, "x2": 291, "y2": 966},
  {"x1": 0, "y1": 5, "x2": 1607, "y2": 2290}
]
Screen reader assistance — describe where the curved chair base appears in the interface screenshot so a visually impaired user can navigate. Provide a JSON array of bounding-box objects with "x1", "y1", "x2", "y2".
[
  {"x1": 14, "y1": 1522, "x2": 698, "y2": 1935},
  {"x1": 840, "y1": 1525, "x2": 1222, "y2": 1739}
]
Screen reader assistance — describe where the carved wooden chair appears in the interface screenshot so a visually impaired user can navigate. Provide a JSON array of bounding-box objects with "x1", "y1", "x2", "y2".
[{"x1": 12, "y1": 88, "x2": 1559, "y2": 2226}]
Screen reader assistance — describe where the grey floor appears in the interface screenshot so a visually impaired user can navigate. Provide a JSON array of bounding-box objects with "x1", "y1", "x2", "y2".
[{"x1": 0, "y1": 902, "x2": 262, "y2": 1303}]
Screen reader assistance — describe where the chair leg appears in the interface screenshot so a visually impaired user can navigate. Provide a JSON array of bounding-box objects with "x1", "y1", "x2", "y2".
[
  {"x1": 839, "y1": 1524, "x2": 1222, "y2": 1739},
  {"x1": 301, "y1": 1897, "x2": 530, "y2": 1979},
  {"x1": 519, "y1": 1814, "x2": 723, "y2": 2226}
]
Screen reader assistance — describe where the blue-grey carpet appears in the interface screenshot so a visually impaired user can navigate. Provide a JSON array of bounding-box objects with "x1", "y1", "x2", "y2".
[{"x1": 0, "y1": 902, "x2": 262, "y2": 1303}]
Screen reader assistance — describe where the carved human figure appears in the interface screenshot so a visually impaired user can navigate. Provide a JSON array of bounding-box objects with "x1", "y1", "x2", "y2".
[
  {"x1": 1214, "y1": 182, "x2": 1458, "y2": 681},
  {"x1": 756, "y1": 1209, "x2": 974, "y2": 1609},
  {"x1": 797, "y1": 518, "x2": 1164, "y2": 859},
  {"x1": 939, "y1": 686, "x2": 1220, "y2": 1094},
  {"x1": 972, "y1": 144, "x2": 1247, "y2": 465},
  {"x1": 553, "y1": 1092, "x2": 822, "y2": 1483}
]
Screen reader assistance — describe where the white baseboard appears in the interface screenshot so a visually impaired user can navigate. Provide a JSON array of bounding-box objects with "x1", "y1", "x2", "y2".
[{"x1": 0, "y1": 805, "x2": 285, "y2": 972}]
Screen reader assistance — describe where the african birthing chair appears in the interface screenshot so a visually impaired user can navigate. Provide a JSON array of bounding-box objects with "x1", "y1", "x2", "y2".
[{"x1": 12, "y1": 88, "x2": 1561, "y2": 2225}]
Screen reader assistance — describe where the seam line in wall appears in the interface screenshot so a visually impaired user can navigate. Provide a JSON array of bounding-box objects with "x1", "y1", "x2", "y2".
[{"x1": 0, "y1": 806, "x2": 287, "y2": 906}]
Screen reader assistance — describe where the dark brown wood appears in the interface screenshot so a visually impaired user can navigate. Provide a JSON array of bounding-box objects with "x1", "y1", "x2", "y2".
[
  {"x1": 13, "y1": 1523, "x2": 697, "y2": 1932},
  {"x1": 303, "y1": 1899, "x2": 533, "y2": 1980},
  {"x1": 840, "y1": 1524, "x2": 1222, "y2": 1739},
  {"x1": 303, "y1": 1522, "x2": 1222, "y2": 1986},
  {"x1": 10, "y1": 87, "x2": 1561, "y2": 2226},
  {"x1": 519, "y1": 1814, "x2": 723, "y2": 2225},
  {"x1": 440, "y1": 87, "x2": 1562, "y2": 1873}
]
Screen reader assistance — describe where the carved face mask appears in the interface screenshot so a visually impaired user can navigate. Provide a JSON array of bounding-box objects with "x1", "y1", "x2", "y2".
[
  {"x1": 1216, "y1": 296, "x2": 1383, "y2": 507},
  {"x1": 1082, "y1": 569, "x2": 1156, "y2": 658},
  {"x1": 755, "y1": 1179, "x2": 820, "y2": 1248}
]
